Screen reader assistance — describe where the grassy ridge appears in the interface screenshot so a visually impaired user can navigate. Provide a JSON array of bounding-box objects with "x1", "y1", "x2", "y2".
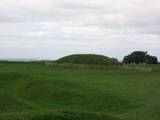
[
  {"x1": 0, "y1": 62, "x2": 160, "y2": 120},
  {"x1": 56, "y1": 54, "x2": 119, "y2": 65}
]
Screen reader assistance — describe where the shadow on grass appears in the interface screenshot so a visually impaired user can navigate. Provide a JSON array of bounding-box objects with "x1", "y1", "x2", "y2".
[{"x1": 30, "y1": 111, "x2": 120, "y2": 120}]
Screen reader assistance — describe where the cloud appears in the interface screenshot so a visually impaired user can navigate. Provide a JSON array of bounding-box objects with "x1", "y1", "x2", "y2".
[{"x1": 0, "y1": 0, "x2": 160, "y2": 60}]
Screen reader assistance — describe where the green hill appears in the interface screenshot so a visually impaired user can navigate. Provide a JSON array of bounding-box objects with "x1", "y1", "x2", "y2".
[{"x1": 56, "y1": 54, "x2": 119, "y2": 65}]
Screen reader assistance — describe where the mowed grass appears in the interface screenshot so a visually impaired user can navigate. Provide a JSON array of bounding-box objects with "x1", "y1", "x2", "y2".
[{"x1": 0, "y1": 62, "x2": 160, "y2": 120}]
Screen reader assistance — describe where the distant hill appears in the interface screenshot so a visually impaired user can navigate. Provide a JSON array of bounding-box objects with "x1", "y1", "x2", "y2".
[
  {"x1": 56, "y1": 54, "x2": 119, "y2": 65},
  {"x1": 0, "y1": 58, "x2": 39, "y2": 62}
]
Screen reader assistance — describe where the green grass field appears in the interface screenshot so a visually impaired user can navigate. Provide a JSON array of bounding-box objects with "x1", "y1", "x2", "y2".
[{"x1": 0, "y1": 62, "x2": 160, "y2": 120}]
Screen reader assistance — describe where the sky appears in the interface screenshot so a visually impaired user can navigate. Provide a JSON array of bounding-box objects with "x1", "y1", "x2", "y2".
[{"x1": 0, "y1": 0, "x2": 160, "y2": 60}]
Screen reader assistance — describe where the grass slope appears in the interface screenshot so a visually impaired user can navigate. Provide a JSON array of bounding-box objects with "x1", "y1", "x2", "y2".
[
  {"x1": 56, "y1": 54, "x2": 119, "y2": 65},
  {"x1": 0, "y1": 62, "x2": 160, "y2": 120}
]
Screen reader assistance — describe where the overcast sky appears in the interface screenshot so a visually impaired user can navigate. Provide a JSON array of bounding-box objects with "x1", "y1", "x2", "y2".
[{"x1": 0, "y1": 0, "x2": 160, "y2": 60}]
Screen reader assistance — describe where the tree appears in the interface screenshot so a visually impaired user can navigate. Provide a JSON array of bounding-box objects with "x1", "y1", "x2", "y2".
[
  {"x1": 123, "y1": 51, "x2": 158, "y2": 64},
  {"x1": 146, "y1": 55, "x2": 158, "y2": 64}
]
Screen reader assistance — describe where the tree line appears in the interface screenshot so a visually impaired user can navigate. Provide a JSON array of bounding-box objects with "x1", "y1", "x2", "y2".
[{"x1": 123, "y1": 51, "x2": 158, "y2": 64}]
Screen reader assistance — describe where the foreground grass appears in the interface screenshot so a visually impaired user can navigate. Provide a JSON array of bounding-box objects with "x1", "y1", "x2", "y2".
[{"x1": 0, "y1": 62, "x2": 160, "y2": 120}]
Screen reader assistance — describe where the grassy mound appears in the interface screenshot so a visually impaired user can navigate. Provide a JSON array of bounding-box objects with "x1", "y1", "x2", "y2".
[{"x1": 56, "y1": 54, "x2": 119, "y2": 65}]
